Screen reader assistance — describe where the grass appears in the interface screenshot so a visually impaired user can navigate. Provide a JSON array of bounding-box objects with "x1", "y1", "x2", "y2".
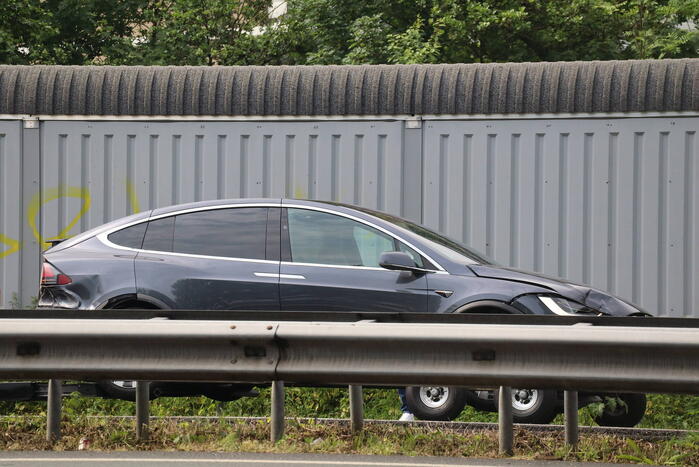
[
  {"x1": 0, "y1": 415, "x2": 696, "y2": 465},
  {"x1": 1, "y1": 387, "x2": 697, "y2": 464},
  {"x1": 0, "y1": 387, "x2": 500, "y2": 422},
  {"x1": 0, "y1": 388, "x2": 697, "y2": 464},
  {"x1": 2, "y1": 388, "x2": 698, "y2": 430}
]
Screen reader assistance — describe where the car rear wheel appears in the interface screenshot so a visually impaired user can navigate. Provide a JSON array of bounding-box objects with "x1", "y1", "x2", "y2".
[
  {"x1": 494, "y1": 387, "x2": 558, "y2": 424},
  {"x1": 96, "y1": 304, "x2": 155, "y2": 401},
  {"x1": 405, "y1": 386, "x2": 467, "y2": 421},
  {"x1": 593, "y1": 393, "x2": 646, "y2": 427}
]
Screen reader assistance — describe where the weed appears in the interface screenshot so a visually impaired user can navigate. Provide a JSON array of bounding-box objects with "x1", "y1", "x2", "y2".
[
  {"x1": 0, "y1": 389, "x2": 697, "y2": 432},
  {"x1": 0, "y1": 417, "x2": 695, "y2": 464}
]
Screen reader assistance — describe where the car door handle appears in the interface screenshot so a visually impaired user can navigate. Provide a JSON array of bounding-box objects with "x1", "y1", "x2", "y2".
[{"x1": 254, "y1": 272, "x2": 306, "y2": 280}]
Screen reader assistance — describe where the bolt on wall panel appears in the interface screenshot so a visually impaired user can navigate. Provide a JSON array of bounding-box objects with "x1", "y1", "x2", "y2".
[{"x1": 423, "y1": 118, "x2": 699, "y2": 318}]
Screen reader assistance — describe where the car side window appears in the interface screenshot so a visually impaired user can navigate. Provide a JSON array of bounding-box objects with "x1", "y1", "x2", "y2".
[
  {"x1": 142, "y1": 216, "x2": 175, "y2": 252},
  {"x1": 287, "y1": 208, "x2": 396, "y2": 267},
  {"x1": 172, "y1": 207, "x2": 268, "y2": 260},
  {"x1": 397, "y1": 241, "x2": 425, "y2": 268},
  {"x1": 107, "y1": 223, "x2": 147, "y2": 249}
]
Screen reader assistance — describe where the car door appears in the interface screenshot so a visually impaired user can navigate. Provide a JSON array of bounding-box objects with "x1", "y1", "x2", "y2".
[
  {"x1": 135, "y1": 205, "x2": 281, "y2": 310},
  {"x1": 279, "y1": 207, "x2": 428, "y2": 312}
]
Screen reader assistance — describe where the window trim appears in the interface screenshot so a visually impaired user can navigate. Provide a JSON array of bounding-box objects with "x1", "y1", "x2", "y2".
[
  {"x1": 282, "y1": 205, "x2": 446, "y2": 273},
  {"x1": 97, "y1": 201, "x2": 447, "y2": 273},
  {"x1": 97, "y1": 203, "x2": 280, "y2": 265}
]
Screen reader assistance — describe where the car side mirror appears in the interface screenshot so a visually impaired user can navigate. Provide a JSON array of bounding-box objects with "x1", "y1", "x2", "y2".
[{"x1": 379, "y1": 251, "x2": 430, "y2": 274}]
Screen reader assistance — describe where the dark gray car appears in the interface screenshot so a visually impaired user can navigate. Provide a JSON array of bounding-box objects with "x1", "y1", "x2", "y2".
[{"x1": 38, "y1": 198, "x2": 650, "y2": 425}]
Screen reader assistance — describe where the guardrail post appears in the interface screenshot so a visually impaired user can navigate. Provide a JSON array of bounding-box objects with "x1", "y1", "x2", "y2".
[
  {"x1": 564, "y1": 390, "x2": 579, "y2": 446},
  {"x1": 135, "y1": 381, "x2": 150, "y2": 441},
  {"x1": 46, "y1": 379, "x2": 62, "y2": 442},
  {"x1": 271, "y1": 380, "x2": 285, "y2": 442},
  {"x1": 498, "y1": 386, "x2": 513, "y2": 456},
  {"x1": 348, "y1": 385, "x2": 364, "y2": 433}
]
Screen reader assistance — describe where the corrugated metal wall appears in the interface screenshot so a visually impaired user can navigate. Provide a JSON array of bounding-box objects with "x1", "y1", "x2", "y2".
[
  {"x1": 422, "y1": 118, "x2": 698, "y2": 317},
  {"x1": 0, "y1": 122, "x2": 22, "y2": 307},
  {"x1": 1, "y1": 116, "x2": 697, "y2": 318},
  {"x1": 39, "y1": 121, "x2": 406, "y2": 246}
]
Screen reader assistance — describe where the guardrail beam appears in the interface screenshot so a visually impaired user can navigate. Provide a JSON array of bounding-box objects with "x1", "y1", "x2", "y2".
[{"x1": 0, "y1": 320, "x2": 696, "y2": 394}]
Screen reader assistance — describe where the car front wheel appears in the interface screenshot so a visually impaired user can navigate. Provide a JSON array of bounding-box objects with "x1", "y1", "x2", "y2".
[{"x1": 405, "y1": 386, "x2": 467, "y2": 421}]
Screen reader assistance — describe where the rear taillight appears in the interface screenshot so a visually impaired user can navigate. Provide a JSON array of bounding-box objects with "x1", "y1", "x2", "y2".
[{"x1": 41, "y1": 262, "x2": 72, "y2": 286}]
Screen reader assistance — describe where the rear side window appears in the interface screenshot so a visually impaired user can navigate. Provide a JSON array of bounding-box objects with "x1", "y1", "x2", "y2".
[
  {"x1": 107, "y1": 223, "x2": 147, "y2": 249},
  {"x1": 172, "y1": 207, "x2": 268, "y2": 260},
  {"x1": 142, "y1": 216, "x2": 175, "y2": 252}
]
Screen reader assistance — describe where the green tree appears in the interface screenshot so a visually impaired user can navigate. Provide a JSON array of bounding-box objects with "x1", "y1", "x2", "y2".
[
  {"x1": 38, "y1": 0, "x2": 145, "y2": 64},
  {"x1": 125, "y1": 0, "x2": 274, "y2": 65},
  {"x1": 343, "y1": 15, "x2": 392, "y2": 64},
  {"x1": 270, "y1": 0, "x2": 699, "y2": 64},
  {"x1": 2, "y1": 0, "x2": 699, "y2": 65},
  {"x1": 0, "y1": 0, "x2": 55, "y2": 64}
]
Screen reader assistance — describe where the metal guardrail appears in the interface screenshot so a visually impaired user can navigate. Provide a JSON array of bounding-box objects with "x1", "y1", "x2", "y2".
[
  {"x1": 0, "y1": 316, "x2": 697, "y2": 454},
  {"x1": 2, "y1": 318, "x2": 697, "y2": 392},
  {"x1": 3, "y1": 309, "x2": 698, "y2": 326}
]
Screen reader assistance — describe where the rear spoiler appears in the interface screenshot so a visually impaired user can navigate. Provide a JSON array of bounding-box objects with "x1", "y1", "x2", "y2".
[{"x1": 46, "y1": 239, "x2": 65, "y2": 248}]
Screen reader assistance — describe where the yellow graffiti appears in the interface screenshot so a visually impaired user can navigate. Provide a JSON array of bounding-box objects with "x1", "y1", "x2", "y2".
[
  {"x1": 126, "y1": 180, "x2": 141, "y2": 214},
  {"x1": 1, "y1": 181, "x2": 142, "y2": 257},
  {"x1": 0, "y1": 234, "x2": 21, "y2": 259},
  {"x1": 28, "y1": 186, "x2": 91, "y2": 249}
]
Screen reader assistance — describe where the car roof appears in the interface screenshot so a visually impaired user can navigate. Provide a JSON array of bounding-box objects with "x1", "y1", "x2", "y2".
[
  {"x1": 151, "y1": 198, "x2": 283, "y2": 216},
  {"x1": 151, "y1": 198, "x2": 379, "y2": 219}
]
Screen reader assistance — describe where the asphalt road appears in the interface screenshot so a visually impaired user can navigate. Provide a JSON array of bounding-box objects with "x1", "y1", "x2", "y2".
[{"x1": 0, "y1": 452, "x2": 643, "y2": 467}]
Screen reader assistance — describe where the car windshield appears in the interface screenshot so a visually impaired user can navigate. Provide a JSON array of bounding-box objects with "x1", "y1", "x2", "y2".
[{"x1": 335, "y1": 204, "x2": 493, "y2": 265}]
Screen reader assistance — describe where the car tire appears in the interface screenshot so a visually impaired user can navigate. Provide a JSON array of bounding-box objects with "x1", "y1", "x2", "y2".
[
  {"x1": 405, "y1": 386, "x2": 467, "y2": 421},
  {"x1": 96, "y1": 304, "x2": 151, "y2": 401},
  {"x1": 593, "y1": 393, "x2": 646, "y2": 427},
  {"x1": 96, "y1": 380, "x2": 138, "y2": 401},
  {"x1": 494, "y1": 388, "x2": 558, "y2": 424}
]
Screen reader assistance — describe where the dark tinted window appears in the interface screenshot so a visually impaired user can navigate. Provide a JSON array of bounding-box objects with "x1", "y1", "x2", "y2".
[
  {"x1": 142, "y1": 216, "x2": 175, "y2": 252},
  {"x1": 107, "y1": 223, "x2": 146, "y2": 249},
  {"x1": 172, "y1": 208, "x2": 268, "y2": 259}
]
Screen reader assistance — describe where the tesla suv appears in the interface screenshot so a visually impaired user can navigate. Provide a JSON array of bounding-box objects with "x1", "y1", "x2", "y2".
[{"x1": 38, "y1": 198, "x2": 650, "y2": 425}]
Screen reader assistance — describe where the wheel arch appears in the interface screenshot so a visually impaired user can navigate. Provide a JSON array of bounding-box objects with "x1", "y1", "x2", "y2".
[
  {"x1": 452, "y1": 299, "x2": 521, "y2": 315},
  {"x1": 95, "y1": 293, "x2": 169, "y2": 310}
]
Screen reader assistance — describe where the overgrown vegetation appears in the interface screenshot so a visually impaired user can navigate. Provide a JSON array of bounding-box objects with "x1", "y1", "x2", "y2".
[
  {"x1": 3, "y1": 0, "x2": 699, "y2": 65},
  {"x1": 1, "y1": 389, "x2": 696, "y2": 463},
  {"x1": 2, "y1": 388, "x2": 697, "y2": 430},
  {"x1": 0, "y1": 415, "x2": 696, "y2": 465}
]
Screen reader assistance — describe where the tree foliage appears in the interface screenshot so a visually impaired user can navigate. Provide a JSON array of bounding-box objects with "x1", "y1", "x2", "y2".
[
  {"x1": 1, "y1": 0, "x2": 699, "y2": 65},
  {"x1": 276, "y1": 0, "x2": 699, "y2": 64}
]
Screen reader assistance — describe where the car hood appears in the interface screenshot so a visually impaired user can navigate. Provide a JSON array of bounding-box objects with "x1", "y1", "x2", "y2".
[{"x1": 469, "y1": 265, "x2": 648, "y2": 316}]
